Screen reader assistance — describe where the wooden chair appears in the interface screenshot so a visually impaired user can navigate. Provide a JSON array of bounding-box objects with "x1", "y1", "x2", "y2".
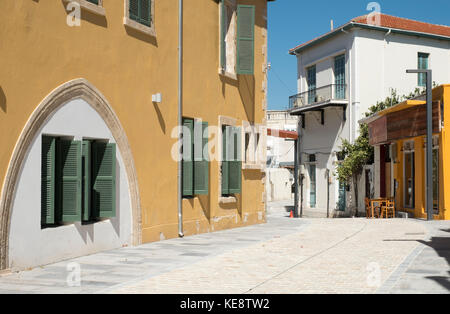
[
  {"x1": 372, "y1": 200, "x2": 383, "y2": 218},
  {"x1": 380, "y1": 199, "x2": 395, "y2": 219},
  {"x1": 365, "y1": 198, "x2": 371, "y2": 218}
]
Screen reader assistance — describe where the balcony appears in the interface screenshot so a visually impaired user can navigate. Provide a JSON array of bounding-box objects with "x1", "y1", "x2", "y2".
[{"x1": 289, "y1": 84, "x2": 348, "y2": 110}]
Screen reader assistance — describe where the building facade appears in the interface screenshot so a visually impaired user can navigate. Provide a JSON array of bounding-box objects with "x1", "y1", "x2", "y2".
[
  {"x1": 0, "y1": 0, "x2": 270, "y2": 271},
  {"x1": 288, "y1": 14, "x2": 450, "y2": 216},
  {"x1": 365, "y1": 85, "x2": 450, "y2": 220},
  {"x1": 266, "y1": 110, "x2": 298, "y2": 202}
]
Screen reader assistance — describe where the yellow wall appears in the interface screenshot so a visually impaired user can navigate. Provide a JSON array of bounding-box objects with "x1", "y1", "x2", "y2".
[
  {"x1": 392, "y1": 85, "x2": 449, "y2": 220},
  {"x1": 0, "y1": 1, "x2": 268, "y2": 244}
]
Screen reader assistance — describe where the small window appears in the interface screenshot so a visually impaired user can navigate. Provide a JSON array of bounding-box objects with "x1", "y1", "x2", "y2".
[
  {"x1": 309, "y1": 154, "x2": 316, "y2": 163},
  {"x1": 418, "y1": 53, "x2": 429, "y2": 87},
  {"x1": 41, "y1": 136, "x2": 116, "y2": 228},
  {"x1": 124, "y1": 0, "x2": 156, "y2": 37}
]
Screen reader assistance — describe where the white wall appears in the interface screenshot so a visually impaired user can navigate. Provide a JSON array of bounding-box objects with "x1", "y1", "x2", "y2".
[
  {"x1": 356, "y1": 28, "x2": 450, "y2": 119},
  {"x1": 299, "y1": 107, "x2": 348, "y2": 211},
  {"x1": 8, "y1": 98, "x2": 133, "y2": 271},
  {"x1": 266, "y1": 168, "x2": 293, "y2": 202}
]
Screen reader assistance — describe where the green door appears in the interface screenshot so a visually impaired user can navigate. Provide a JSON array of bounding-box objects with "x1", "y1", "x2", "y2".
[
  {"x1": 338, "y1": 181, "x2": 346, "y2": 211},
  {"x1": 309, "y1": 164, "x2": 316, "y2": 208}
]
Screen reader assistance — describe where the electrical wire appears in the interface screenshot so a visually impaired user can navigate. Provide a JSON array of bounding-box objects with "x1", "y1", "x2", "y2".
[{"x1": 269, "y1": 65, "x2": 296, "y2": 94}]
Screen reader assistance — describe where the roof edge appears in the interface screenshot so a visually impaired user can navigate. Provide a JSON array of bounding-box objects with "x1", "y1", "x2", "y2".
[{"x1": 290, "y1": 21, "x2": 450, "y2": 55}]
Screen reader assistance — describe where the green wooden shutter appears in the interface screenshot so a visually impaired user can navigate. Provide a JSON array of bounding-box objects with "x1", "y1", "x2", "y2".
[
  {"x1": 92, "y1": 142, "x2": 116, "y2": 218},
  {"x1": 41, "y1": 136, "x2": 56, "y2": 226},
  {"x1": 82, "y1": 140, "x2": 91, "y2": 222},
  {"x1": 140, "y1": 0, "x2": 151, "y2": 26},
  {"x1": 87, "y1": 0, "x2": 99, "y2": 5},
  {"x1": 129, "y1": 0, "x2": 151, "y2": 27},
  {"x1": 194, "y1": 121, "x2": 209, "y2": 195},
  {"x1": 182, "y1": 119, "x2": 194, "y2": 197},
  {"x1": 221, "y1": 126, "x2": 230, "y2": 195},
  {"x1": 129, "y1": 0, "x2": 140, "y2": 22},
  {"x1": 228, "y1": 126, "x2": 242, "y2": 194},
  {"x1": 220, "y1": 0, "x2": 227, "y2": 70},
  {"x1": 58, "y1": 139, "x2": 82, "y2": 223},
  {"x1": 236, "y1": 5, "x2": 255, "y2": 75}
]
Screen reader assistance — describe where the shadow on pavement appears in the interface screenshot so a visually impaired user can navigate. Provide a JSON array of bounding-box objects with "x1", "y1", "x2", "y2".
[{"x1": 418, "y1": 235, "x2": 450, "y2": 292}]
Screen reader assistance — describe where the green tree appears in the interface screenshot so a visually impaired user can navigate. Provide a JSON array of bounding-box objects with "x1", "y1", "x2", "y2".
[{"x1": 336, "y1": 87, "x2": 427, "y2": 215}]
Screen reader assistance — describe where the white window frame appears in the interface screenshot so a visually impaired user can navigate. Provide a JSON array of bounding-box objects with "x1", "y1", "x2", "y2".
[{"x1": 123, "y1": 0, "x2": 156, "y2": 37}]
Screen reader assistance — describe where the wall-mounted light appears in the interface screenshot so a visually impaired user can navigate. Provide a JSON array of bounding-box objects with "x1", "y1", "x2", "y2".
[{"x1": 152, "y1": 93, "x2": 162, "y2": 103}]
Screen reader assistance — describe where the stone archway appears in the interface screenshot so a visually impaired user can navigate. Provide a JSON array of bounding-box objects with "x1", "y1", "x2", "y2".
[{"x1": 0, "y1": 79, "x2": 142, "y2": 270}]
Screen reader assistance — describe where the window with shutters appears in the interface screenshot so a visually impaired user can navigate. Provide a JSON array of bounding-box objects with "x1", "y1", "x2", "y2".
[
  {"x1": 182, "y1": 118, "x2": 209, "y2": 198},
  {"x1": 220, "y1": 1, "x2": 255, "y2": 77},
  {"x1": 221, "y1": 125, "x2": 242, "y2": 196},
  {"x1": 124, "y1": 0, "x2": 156, "y2": 37},
  {"x1": 64, "y1": 0, "x2": 105, "y2": 16},
  {"x1": 41, "y1": 136, "x2": 117, "y2": 228}
]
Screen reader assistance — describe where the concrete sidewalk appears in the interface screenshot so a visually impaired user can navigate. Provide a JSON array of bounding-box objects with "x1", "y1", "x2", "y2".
[
  {"x1": 0, "y1": 214, "x2": 307, "y2": 294},
  {"x1": 0, "y1": 210, "x2": 448, "y2": 294}
]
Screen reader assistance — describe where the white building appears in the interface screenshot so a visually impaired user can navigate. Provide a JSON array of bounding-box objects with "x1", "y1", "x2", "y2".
[
  {"x1": 289, "y1": 14, "x2": 450, "y2": 216},
  {"x1": 266, "y1": 110, "x2": 298, "y2": 202}
]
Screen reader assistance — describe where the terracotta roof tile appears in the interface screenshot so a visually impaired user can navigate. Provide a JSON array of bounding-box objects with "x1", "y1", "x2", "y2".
[
  {"x1": 290, "y1": 14, "x2": 450, "y2": 54},
  {"x1": 353, "y1": 13, "x2": 450, "y2": 37}
]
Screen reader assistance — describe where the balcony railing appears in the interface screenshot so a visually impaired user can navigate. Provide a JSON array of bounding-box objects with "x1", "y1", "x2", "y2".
[{"x1": 289, "y1": 84, "x2": 347, "y2": 109}]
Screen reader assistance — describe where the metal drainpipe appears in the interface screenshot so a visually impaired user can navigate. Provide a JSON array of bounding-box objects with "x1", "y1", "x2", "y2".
[{"x1": 177, "y1": 0, "x2": 184, "y2": 237}]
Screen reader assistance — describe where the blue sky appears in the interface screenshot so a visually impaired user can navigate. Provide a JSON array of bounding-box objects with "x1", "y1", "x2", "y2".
[{"x1": 267, "y1": 0, "x2": 450, "y2": 110}]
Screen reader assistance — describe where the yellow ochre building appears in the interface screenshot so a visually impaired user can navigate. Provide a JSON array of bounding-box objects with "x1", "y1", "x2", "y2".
[
  {"x1": 366, "y1": 85, "x2": 450, "y2": 221},
  {"x1": 0, "y1": 0, "x2": 272, "y2": 271}
]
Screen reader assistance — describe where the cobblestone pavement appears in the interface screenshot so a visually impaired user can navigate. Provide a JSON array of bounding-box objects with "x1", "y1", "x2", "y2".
[{"x1": 0, "y1": 203, "x2": 448, "y2": 294}]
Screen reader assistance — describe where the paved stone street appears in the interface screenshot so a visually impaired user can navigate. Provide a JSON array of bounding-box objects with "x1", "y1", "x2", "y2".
[{"x1": 0, "y1": 202, "x2": 448, "y2": 294}]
